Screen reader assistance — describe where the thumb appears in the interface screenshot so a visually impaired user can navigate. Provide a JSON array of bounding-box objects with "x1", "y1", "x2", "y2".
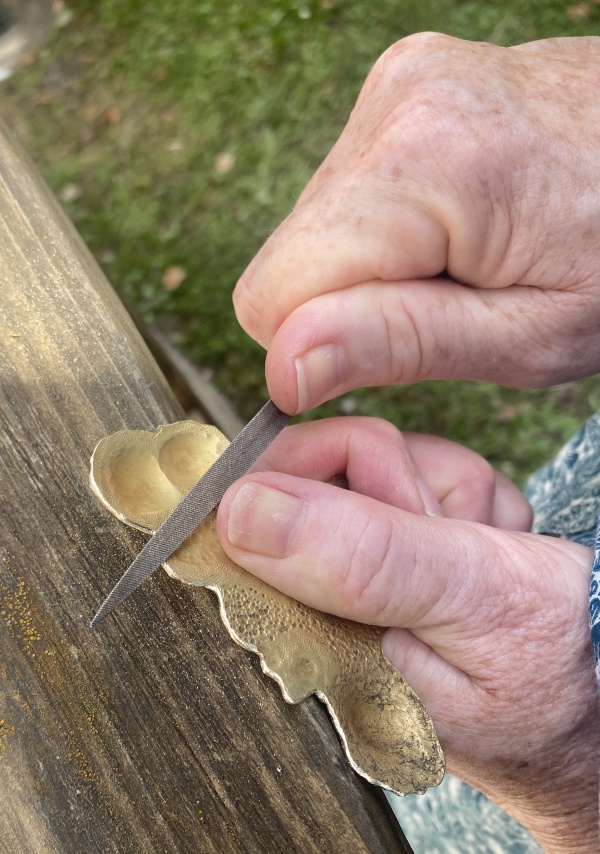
[
  {"x1": 265, "y1": 279, "x2": 587, "y2": 413},
  {"x1": 216, "y1": 471, "x2": 546, "y2": 644}
]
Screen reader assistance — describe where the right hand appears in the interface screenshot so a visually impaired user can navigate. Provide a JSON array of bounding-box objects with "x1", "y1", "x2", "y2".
[{"x1": 232, "y1": 34, "x2": 600, "y2": 414}]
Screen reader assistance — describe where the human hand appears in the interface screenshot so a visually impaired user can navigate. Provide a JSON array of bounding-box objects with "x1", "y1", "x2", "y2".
[
  {"x1": 233, "y1": 34, "x2": 600, "y2": 413},
  {"x1": 216, "y1": 418, "x2": 600, "y2": 853}
]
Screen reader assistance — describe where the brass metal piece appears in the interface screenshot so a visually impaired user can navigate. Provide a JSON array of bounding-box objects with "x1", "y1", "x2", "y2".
[{"x1": 90, "y1": 421, "x2": 445, "y2": 796}]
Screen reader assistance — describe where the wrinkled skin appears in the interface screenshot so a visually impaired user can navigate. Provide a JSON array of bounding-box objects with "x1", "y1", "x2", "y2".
[
  {"x1": 217, "y1": 35, "x2": 600, "y2": 852},
  {"x1": 234, "y1": 34, "x2": 600, "y2": 412}
]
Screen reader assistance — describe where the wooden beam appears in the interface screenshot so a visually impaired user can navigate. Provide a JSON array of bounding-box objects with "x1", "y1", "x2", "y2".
[{"x1": 0, "y1": 121, "x2": 412, "y2": 853}]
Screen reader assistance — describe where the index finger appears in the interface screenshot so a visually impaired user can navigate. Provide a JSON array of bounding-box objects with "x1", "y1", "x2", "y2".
[{"x1": 233, "y1": 176, "x2": 448, "y2": 347}]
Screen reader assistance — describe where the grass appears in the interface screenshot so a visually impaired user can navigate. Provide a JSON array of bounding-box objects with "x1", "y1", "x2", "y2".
[{"x1": 3, "y1": 0, "x2": 600, "y2": 484}]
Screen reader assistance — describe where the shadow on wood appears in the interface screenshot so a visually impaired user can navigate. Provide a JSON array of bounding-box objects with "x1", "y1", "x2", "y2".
[{"x1": 0, "y1": 120, "x2": 413, "y2": 853}]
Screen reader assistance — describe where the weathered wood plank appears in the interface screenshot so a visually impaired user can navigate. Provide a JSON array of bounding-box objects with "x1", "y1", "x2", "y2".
[{"x1": 0, "y1": 121, "x2": 412, "y2": 853}]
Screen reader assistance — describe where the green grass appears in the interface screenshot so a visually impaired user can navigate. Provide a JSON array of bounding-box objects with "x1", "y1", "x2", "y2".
[{"x1": 3, "y1": 0, "x2": 600, "y2": 483}]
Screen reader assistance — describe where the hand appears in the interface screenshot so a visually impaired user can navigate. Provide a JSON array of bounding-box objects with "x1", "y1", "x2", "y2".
[
  {"x1": 233, "y1": 34, "x2": 600, "y2": 414},
  {"x1": 216, "y1": 418, "x2": 600, "y2": 853}
]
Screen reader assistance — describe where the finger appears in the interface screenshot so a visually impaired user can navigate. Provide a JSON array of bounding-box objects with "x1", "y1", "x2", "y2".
[
  {"x1": 233, "y1": 177, "x2": 449, "y2": 349},
  {"x1": 232, "y1": 35, "x2": 510, "y2": 349},
  {"x1": 264, "y1": 280, "x2": 587, "y2": 413},
  {"x1": 217, "y1": 472, "x2": 472, "y2": 630},
  {"x1": 252, "y1": 418, "x2": 530, "y2": 529},
  {"x1": 216, "y1": 471, "x2": 570, "y2": 642},
  {"x1": 403, "y1": 432, "x2": 533, "y2": 530},
  {"x1": 250, "y1": 417, "x2": 441, "y2": 516},
  {"x1": 490, "y1": 472, "x2": 533, "y2": 531}
]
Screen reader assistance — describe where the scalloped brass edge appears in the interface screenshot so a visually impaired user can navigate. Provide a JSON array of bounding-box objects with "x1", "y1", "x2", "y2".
[
  {"x1": 162, "y1": 563, "x2": 443, "y2": 796},
  {"x1": 90, "y1": 420, "x2": 445, "y2": 796}
]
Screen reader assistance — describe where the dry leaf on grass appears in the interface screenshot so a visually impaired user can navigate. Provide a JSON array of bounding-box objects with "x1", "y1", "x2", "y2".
[{"x1": 162, "y1": 266, "x2": 187, "y2": 291}]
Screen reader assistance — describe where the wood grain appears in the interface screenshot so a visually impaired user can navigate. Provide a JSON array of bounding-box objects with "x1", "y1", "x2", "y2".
[{"x1": 0, "y1": 121, "x2": 412, "y2": 853}]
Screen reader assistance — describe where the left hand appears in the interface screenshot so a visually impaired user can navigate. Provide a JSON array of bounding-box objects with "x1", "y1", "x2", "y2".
[{"x1": 215, "y1": 417, "x2": 599, "y2": 854}]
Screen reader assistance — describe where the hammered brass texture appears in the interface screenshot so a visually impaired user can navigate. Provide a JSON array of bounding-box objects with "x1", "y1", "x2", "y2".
[{"x1": 90, "y1": 421, "x2": 444, "y2": 796}]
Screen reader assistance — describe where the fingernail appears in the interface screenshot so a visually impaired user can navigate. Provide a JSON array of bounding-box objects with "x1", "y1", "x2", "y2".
[
  {"x1": 414, "y1": 471, "x2": 443, "y2": 517},
  {"x1": 227, "y1": 483, "x2": 305, "y2": 558},
  {"x1": 294, "y1": 343, "x2": 347, "y2": 411}
]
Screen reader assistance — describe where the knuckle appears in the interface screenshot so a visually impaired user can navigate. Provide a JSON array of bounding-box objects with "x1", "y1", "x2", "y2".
[
  {"x1": 516, "y1": 498, "x2": 534, "y2": 532},
  {"x1": 373, "y1": 32, "x2": 457, "y2": 72},
  {"x1": 395, "y1": 31, "x2": 459, "y2": 56},
  {"x1": 469, "y1": 457, "x2": 496, "y2": 496},
  {"x1": 233, "y1": 254, "x2": 281, "y2": 346},
  {"x1": 349, "y1": 35, "x2": 506, "y2": 209},
  {"x1": 456, "y1": 456, "x2": 497, "y2": 512},
  {"x1": 380, "y1": 287, "x2": 434, "y2": 382},
  {"x1": 233, "y1": 263, "x2": 261, "y2": 325},
  {"x1": 329, "y1": 508, "x2": 398, "y2": 624},
  {"x1": 361, "y1": 416, "x2": 405, "y2": 446},
  {"x1": 232, "y1": 274, "x2": 250, "y2": 316},
  {"x1": 361, "y1": 32, "x2": 457, "y2": 108}
]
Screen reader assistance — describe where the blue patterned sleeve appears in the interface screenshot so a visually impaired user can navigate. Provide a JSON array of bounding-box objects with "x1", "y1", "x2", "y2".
[{"x1": 524, "y1": 410, "x2": 600, "y2": 686}]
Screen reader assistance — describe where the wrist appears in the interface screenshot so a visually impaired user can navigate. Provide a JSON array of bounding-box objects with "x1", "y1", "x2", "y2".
[{"x1": 491, "y1": 706, "x2": 600, "y2": 853}]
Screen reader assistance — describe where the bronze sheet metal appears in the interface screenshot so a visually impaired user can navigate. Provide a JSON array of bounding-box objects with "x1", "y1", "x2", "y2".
[{"x1": 91, "y1": 420, "x2": 445, "y2": 796}]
